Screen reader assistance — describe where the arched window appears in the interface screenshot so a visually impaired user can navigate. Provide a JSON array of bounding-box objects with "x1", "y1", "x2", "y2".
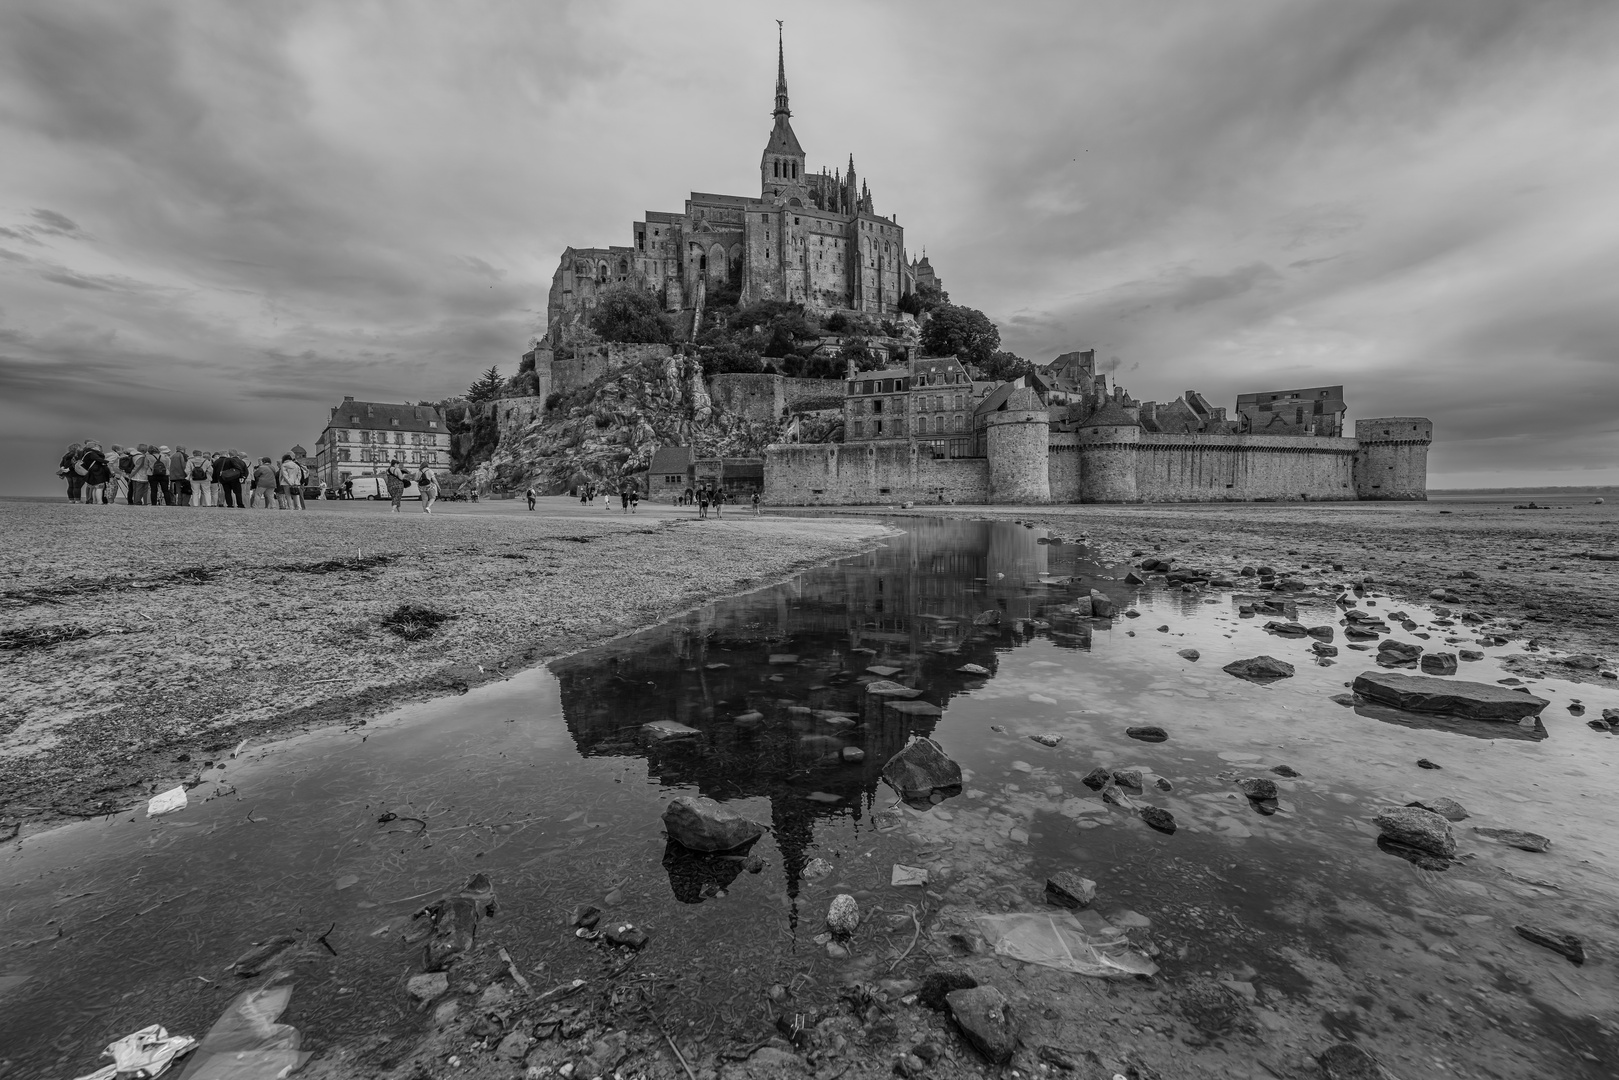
[
  {"x1": 618, "y1": 258, "x2": 628, "y2": 275},
  {"x1": 791, "y1": 162, "x2": 798, "y2": 179},
  {"x1": 773, "y1": 161, "x2": 779, "y2": 178}
]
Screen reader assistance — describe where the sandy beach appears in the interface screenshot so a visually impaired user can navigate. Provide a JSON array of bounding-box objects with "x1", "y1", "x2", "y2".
[{"x1": 0, "y1": 499, "x2": 893, "y2": 829}]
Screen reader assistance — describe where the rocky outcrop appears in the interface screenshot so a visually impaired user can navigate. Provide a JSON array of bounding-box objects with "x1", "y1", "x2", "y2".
[
  {"x1": 662, "y1": 796, "x2": 765, "y2": 853},
  {"x1": 1351, "y1": 672, "x2": 1550, "y2": 721}
]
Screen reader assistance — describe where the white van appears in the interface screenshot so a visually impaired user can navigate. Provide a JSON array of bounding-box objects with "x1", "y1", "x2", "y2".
[{"x1": 346, "y1": 476, "x2": 420, "y2": 500}]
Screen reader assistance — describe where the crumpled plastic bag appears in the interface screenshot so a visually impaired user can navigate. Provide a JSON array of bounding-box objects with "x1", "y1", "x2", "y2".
[
  {"x1": 175, "y1": 983, "x2": 309, "y2": 1080},
  {"x1": 976, "y1": 912, "x2": 1158, "y2": 978},
  {"x1": 147, "y1": 786, "x2": 187, "y2": 817},
  {"x1": 72, "y1": 1024, "x2": 197, "y2": 1080}
]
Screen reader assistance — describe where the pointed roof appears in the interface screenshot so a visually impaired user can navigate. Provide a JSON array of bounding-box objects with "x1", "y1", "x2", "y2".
[
  {"x1": 774, "y1": 24, "x2": 790, "y2": 119},
  {"x1": 1079, "y1": 398, "x2": 1140, "y2": 428},
  {"x1": 763, "y1": 24, "x2": 803, "y2": 158}
]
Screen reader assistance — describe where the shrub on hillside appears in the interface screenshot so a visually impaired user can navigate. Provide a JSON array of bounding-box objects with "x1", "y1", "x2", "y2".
[{"x1": 591, "y1": 285, "x2": 674, "y2": 344}]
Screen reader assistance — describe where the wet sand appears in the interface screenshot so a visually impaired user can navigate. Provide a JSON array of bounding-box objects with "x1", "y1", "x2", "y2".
[{"x1": 0, "y1": 498, "x2": 894, "y2": 830}]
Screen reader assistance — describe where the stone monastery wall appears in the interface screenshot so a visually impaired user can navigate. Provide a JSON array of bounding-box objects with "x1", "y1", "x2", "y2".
[
  {"x1": 1130, "y1": 432, "x2": 1358, "y2": 502},
  {"x1": 707, "y1": 374, "x2": 842, "y2": 425},
  {"x1": 765, "y1": 442, "x2": 989, "y2": 504}
]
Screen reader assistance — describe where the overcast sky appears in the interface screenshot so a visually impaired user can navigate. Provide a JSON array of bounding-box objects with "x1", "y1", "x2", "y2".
[{"x1": 2, "y1": 0, "x2": 1616, "y2": 493}]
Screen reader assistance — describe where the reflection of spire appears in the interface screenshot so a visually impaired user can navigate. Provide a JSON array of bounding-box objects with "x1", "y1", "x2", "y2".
[{"x1": 774, "y1": 22, "x2": 790, "y2": 118}]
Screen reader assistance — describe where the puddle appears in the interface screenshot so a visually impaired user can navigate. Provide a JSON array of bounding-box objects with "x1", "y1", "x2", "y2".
[{"x1": 3, "y1": 519, "x2": 1618, "y2": 1076}]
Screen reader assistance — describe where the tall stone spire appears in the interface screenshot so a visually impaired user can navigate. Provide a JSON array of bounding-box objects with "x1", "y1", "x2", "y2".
[{"x1": 774, "y1": 21, "x2": 790, "y2": 119}]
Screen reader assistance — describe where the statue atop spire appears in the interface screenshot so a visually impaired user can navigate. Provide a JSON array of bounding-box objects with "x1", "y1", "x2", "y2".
[{"x1": 774, "y1": 21, "x2": 790, "y2": 119}]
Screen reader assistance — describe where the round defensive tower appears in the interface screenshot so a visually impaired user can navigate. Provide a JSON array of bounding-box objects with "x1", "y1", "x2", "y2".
[
  {"x1": 1076, "y1": 401, "x2": 1142, "y2": 502},
  {"x1": 1353, "y1": 417, "x2": 1432, "y2": 500},
  {"x1": 986, "y1": 387, "x2": 1051, "y2": 504}
]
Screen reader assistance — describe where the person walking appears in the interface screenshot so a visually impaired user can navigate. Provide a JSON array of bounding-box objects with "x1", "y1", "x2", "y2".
[
  {"x1": 696, "y1": 488, "x2": 709, "y2": 519},
  {"x1": 525, "y1": 486, "x2": 537, "y2": 511},
  {"x1": 108, "y1": 445, "x2": 130, "y2": 504},
  {"x1": 600, "y1": 489, "x2": 610, "y2": 511},
  {"x1": 417, "y1": 463, "x2": 439, "y2": 513},
  {"x1": 80, "y1": 442, "x2": 109, "y2": 504},
  {"x1": 169, "y1": 445, "x2": 190, "y2": 505},
  {"x1": 751, "y1": 491, "x2": 760, "y2": 516},
  {"x1": 620, "y1": 489, "x2": 630, "y2": 514},
  {"x1": 629, "y1": 487, "x2": 639, "y2": 514},
  {"x1": 384, "y1": 457, "x2": 407, "y2": 512},
  {"x1": 247, "y1": 457, "x2": 276, "y2": 508},
  {"x1": 713, "y1": 487, "x2": 724, "y2": 518},
  {"x1": 187, "y1": 450, "x2": 214, "y2": 507}
]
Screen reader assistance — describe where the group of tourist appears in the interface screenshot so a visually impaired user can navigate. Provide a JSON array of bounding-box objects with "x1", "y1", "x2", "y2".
[{"x1": 57, "y1": 442, "x2": 317, "y2": 509}]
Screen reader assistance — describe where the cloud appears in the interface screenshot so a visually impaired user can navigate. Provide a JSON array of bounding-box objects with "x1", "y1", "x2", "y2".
[{"x1": 30, "y1": 208, "x2": 81, "y2": 234}]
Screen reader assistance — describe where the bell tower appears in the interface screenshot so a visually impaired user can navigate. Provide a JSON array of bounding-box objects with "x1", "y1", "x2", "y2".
[{"x1": 759, "y1": 23, "x2": 807, "y2": 204}]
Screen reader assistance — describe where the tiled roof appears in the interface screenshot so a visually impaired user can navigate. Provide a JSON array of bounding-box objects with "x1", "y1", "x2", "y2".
[
  {"x1": 327, "y1": 401, "x2": 445, "y2": 433},
  {"x1": 648, "y1": 446, "x2": 692, "y2": 475}
]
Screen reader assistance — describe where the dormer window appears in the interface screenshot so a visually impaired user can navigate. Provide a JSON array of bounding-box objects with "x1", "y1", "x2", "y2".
[{"x1": 390, "y1": 419, "x2": 399, "y2": 426}]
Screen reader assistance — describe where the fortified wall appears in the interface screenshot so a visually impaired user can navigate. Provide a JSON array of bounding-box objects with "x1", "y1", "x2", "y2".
[
  {"x1": 706, "y1": 373, "x2": 843, "y2": 425},
  {"x1": 764, "y1": 406, "x2": 1430, "y2": 505}
]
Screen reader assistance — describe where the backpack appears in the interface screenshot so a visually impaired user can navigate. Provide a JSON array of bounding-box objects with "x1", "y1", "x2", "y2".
[
  {"x1": 118, "y1": 452, "x2": 135, "y2": 473},
  {"x1": 190, "y1": 461, "x2": 206, "y2": 480},
  {"x1": 72, "y1": 453, "x2": 88, "y2": 476},
  {"x1": 151, "y1": 455, "x2": 168, "y2": 477},
  {"x1": 218, "y1": 460, "x2": 242, "y2": 482}
]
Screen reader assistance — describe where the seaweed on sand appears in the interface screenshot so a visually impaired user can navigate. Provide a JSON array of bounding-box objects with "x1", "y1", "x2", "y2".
[{"x1": 381, "y1": 604, "x2": 455, "y2": 641}]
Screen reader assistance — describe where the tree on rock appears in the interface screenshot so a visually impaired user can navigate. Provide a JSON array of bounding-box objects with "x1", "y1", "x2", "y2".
[
  {"x1": 921, "y1": 303, "x2": 999, "y2": 368},
  {"x1": 466, "y1": 365, "x2": 505, "y2": 402},
  {"x1": 591, "y1": 285, "x2": 674, "y2": 344},
  {"x1": 979, "y1": 350, "x2": 1035, "y2": 383}
]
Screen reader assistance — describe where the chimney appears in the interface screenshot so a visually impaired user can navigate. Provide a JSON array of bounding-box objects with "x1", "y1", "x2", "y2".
[{"x1": 344, "y1": 395, "x2": 354, "y2": 401}]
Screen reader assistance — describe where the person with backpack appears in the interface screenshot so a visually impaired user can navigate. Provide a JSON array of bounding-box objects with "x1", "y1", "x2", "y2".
[
  {"x1": 169, "y1": 445, "x2": 190, "y2": 505},
  {"x1": 58, "y1": 443, "x2": 84, "y2": 503},
  {"x1": 187, "y1": 450, "x2": 214, "y2": 507},
  {"x1": 127, "y1": 444, "x2": 155, "y2": 505},
  {"x1": 145, "y1": 444, "x2": 171, "y2": 505},
  {"x1": 214, "y1": 450, "x2": 246, "y2": 508},
  {"x1": 249, "y1": 457, "x2": 278, "y2": 508},
  {"x1": 385, "y1": 457, "x2": 408, "y2": 511},
  {"x1": 79, "y1": 442, "x2": 110, "y2": 504},
  {"x1": 417, "y1": 463, "x2": 439, "y2": 513},
  {"x1": 525, "y1": 486, "x2": 537, "y2": 511},
  {"x1": 278, "y1": 454, "x2": 305, "y2": 510}
]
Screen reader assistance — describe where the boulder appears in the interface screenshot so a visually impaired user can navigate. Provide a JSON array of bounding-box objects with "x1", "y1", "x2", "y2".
[
  {"x1": 1377, "y1": 639, "x2": 1423, "y2": 665},
  {"x1": 1068, "y1": 596, "x2": 1093, "y2": 617},
  {"x1": 1420, "y1": 652, "x2": 1459, "y2": 676},
  {"x1": 1125, "y1": 726, "x2": 1168, "y2": 743},
  {"x1": 1139, "y1": 806, "x2": 1177, "y2": 833},
  {"x1": 1351, "y1": 672, "x2": 1550, "y2": 721},
  {"x1": 1222, "y1": 656, "x2": 1296, "y2": 682},
  {"x1": 880, "y1": 739, "x2": 963, "y2": 802},
  {"x1": 662, "y1": 796, "x2": 766, "y2": 853},
  {"x1": 1028, "y1": 732, "x2": 1063, "y2": 747},
  {"x1": 1307, "y1": 625, "x2": 1335, "y2": 642},
  {"x1": 1472, "y1": 827, "x2": 1551, "y2": 852},
  {"x1": 1238, "y1": 778, "x2": 1278, "y2": 800},
  {"x1": 827, "y1": 894, "x2": 860, "y2": 936},
  {"x1": 1270, "y1": 764, "x2": 1301, "y2": 777},
  {"x1": 1124, "y1": 570, "x2": 1146, "y2": 585},
  {"x1": 407, "y1": 972, "x2": 449, "y2": 1002},
  {"x1": 1081, "y1": 766, "x2": 1113, "y2": 790},
  {"x1": 840, "y1": 747, "x2": 866, "y2": 763},
  {"x1": 1406, "y1": 797, "x2": 1468, "y2": 822},
  {"x1": 1514, "y1": 924, "x2": 1585, "y2": 965},
  {"x1": 643, "y1": 720, "x2": 699, "y2": 740},
  {"x1": 918, "y1": 969, "x2": 978, "y2": 1011},
  {"x1": 1178, "y1": 648, "x2": 1200, "y2": 662},
  {"x1": 866, "y1": 679, "x2": 923, "y2": 699},
  {"x1": 1044, "y1": 871, "x2": 1097, "y2": 909},
  {"x1": 1312, "y1": 642, "x2": 1340, "y2": 657},
  {"x1": 945, "y1": 986, "x2": 1019, "y2": 1064},
  {"x1": 1264, "y1": 620, "x2": 1309, "y2": 637},
  {"x1": 1372, "y1": 806, "x2": 1456, "y2": 858},
  {"x1": 1089, "y1": 590, "x2": 1116, "y2": 618},
  {"x1": 956, "y1": 663, "x2": 990, "y2": 676}
]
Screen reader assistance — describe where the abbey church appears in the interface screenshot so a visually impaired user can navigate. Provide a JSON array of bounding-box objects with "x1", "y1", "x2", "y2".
[{"x1": 547, "y1": 32, "x2": 929, "y2": 343}]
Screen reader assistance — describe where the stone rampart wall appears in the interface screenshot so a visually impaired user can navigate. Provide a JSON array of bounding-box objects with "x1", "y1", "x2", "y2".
[
  {"x1": 1130, "y1": 433, "x2": 1357, "y2": 502},
  {"x1": 552, "y1": 343, "x2": 673, "y2": 397},
  {"x1": 764, "y1": 442, "x2": 989, "y2": 505}
]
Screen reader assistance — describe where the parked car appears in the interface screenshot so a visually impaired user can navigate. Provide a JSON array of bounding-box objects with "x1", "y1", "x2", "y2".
[{"x1": 346, "y1": 476, "x2": 420, "y2": 500}]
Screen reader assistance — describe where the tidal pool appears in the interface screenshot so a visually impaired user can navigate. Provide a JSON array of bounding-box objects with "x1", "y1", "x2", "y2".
[{"x1": 2, "y1": 518, "x2": 1616, "y2": 1077}]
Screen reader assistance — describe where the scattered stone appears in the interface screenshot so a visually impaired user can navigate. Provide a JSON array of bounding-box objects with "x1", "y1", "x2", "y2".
[
  {"x1": 1240, "y1": 566, "x2": 1257, "y2": 577},
  {"x1": 1125, "y1": 726, "x2": 1168, "y2": 742},
  {"x1": 1177, "y1": 648, "x2": 1200, "y2": 661},
  {"x1": 1156, "y1": 624, "x2": 1170, "y2": 633},
  {"x1": 1417, "y1": 758, "x2": 1441, "y2": 770},
  {"x1": 1177, "y1": 978, "x2": 1246, "y2": 1037},
  {"x1": 406, "y1": 972, "x2": 449, "y2": 1002},
  {"x1": 881, "y1": 738, "x2": 963, "y2": 803},
  {"x1": 1089, "y1": 590, "x2": 1116, "y2": 618},
  {"x1": 1420, "y1": 652, "x2": 1459, "y2": 675},
  {"x1": 1407, "y1": 797, "x2": 1468, "y2": 821},
  {"x1": 918, "y1": 970, "x2": 978, "y2": 1011},
  {"x1": 802, "y1": 858, "x2": 833, "y2": 881},
  {"x1": 1473, "y1": 827, "x2": 1551, "y2": 852},
  {"x1": 972, "y1": 610, "x2": 1001, "y2": 626},
  {"x1": 1124, "y1": 570, "x2": 1146, "y2": 585},
  {"x1": 1307, "y1": 625, "x2": 1335, "y2": 642},
  {"x1": 496, "y1": 1030, "x2": 533, "y2": 1061},
  {"x1": 662, "y1": 796, "x2": 765, "y2": 853},
  {"x1": 866, "y1": 679, "x2": 923, "y2": 699},
  {"x1": 1112, "y1": 768, "x2": 1143, "y2": 788},
  {"x1": 571, "y1": 905, "x2": 601, "y2": 929},
  {"x1": 1222, "y1": 656, "x2": 1295, "y2": 682},
  {"x1": 1028, "y1": 733, "x2": 1064, "y2": 747},
  {"x1": 1238, "y1": 777, "x2": 1278, "y2": 800},
  {"x1": 840, "y1": 746, "x2": 865, "y2": 763},
  {"x1": 1044, "y1": 871, "x2": 1097, "y2": 909},
  {"x1": 642, "y1": 720, "x2": 700, "y2": 740},
  {"x1": 956, "y1": 663, "x2": 989, "y2": 676},
  {"x1": 1264, "y1": 620, "x2": 1309, "y2": 637},
  {"x1": 768, "y1": 653, "x2": 799, "y2": 665},
  {"x1": 1376, "y1": 639, "x2": 1423, "y2": 665},
  {"x1": 1351, "y1": 672, "x2": 1550, "y2": 721},
  {"x1": 827, "y1": 894, "x2": 860, "y2": 935},
  {"x1": 1373, "y1": 806, "x2": 1456, "y2": 858},
  {"x1": 1081, "y1": 767, "x2": 1113, "y2": 790},
  {"x1": 1270, "y1": 764, "x2": 1300, "y2": 777},
  {"x1": 603, "y1": 922, "x2": 649, "y2": 950},
  {"x1": 1139, "y1": 806, "x2": 1177, "y2": 834},
  {"x1": 1514, "y1": 924, "x2": 1585, "y2": 964},
  {"x1": 945, "y1": 985, "x2": 1019, "y2": 1064}
]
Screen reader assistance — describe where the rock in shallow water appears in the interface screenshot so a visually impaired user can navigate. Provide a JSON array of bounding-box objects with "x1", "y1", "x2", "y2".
[
  {"x1": 1372, "y1": 806, "x2": 1456, "y2": 858},
  {"x1": 1044, "y1": 871, "x2": 1097, "y2": 909},
  {"x1": 1421, "y1": 651, "x2": 1459, "y2": 675},
  {"x1": 1125, "y1": 725, "x2": 1168, "y2": 742},
  {"x1": 1139, "y1": 806, "x2": 1177, "y2": 833},
  {"x1": 661, "y1": 796, "x2": 765, "y2": 853},
  {"x1": 1238, "y1": 777, "x2": 1278, "y2": 800},
  {"x1": 1473, "y1": 826, "x2": 1551, "y2": 852},
  {"x1": 1406, "y1": 796, "x2": 1468, "y2": 821},
  {"x1": 1514, "y1": 924, "x2": 1585, "y2": 964},
  {"x1": 945, "y1": 985, "x2": 1019, "y2": 1064},
  {"x1": 918, "y1": 969, "x2": 978, "y2": 1010},
  {"x1": 1223, "y1": 655, "x2": 1296, "y2": 682},
  {"x1": 827, "y1": 894, "x2": 860, "y2": 935},
  {"x1": 881, "y1": 738, "x2": 963, "y2": 802},
  {"x1": 1351, "y1": 671, "x2": 1550, "y2": 721}
]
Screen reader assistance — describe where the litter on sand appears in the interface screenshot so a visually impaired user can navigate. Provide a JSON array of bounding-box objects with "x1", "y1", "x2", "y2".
[
  {"x1": 975, "y1": 912, "x2": 1158, "y2": 978},
  {"x1": 178, "y1": 982, "x2": 309, "y2": 1079},
  {"x1": 71, "y1": 1024, "x2": 196, "y2": 1080},
  {"x1": 147, "y1": 786, "x2": 187, "y2": 817},
  {"x1": 890, "y1": 864, "x2": 930, "y2": 887}
]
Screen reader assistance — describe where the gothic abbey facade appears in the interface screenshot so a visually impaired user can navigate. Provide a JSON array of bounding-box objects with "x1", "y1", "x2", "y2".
[{"x1": 547, "y1": 33, "x2": 923, "y2": 343}]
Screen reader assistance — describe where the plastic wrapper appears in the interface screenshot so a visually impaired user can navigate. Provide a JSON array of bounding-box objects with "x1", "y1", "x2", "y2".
[
  {"x1": 975, "y1": 912, "x2": 1158, "y2": 978},
  {"x1": 175, "y1": 984, "x2": 309, "y2": 1080}
]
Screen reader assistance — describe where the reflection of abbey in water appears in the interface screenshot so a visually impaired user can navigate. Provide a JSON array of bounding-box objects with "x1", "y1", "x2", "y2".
[{"x1": 547, "y1": 523, "x2": 1102, "y2": 904}]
